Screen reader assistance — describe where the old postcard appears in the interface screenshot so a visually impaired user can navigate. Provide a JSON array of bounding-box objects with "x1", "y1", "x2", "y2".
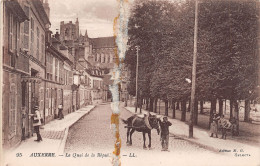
[{"x1": 1, "y1": 0, "x2": 260, "y2": 166}]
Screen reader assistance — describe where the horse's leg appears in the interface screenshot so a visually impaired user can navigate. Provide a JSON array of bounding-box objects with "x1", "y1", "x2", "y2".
[
  {"x1": 148, "y1": 130, "x2": 151, "y2": 148},
  {"x1": 129, "y1": 129, "x2": 135, "y2": 145},
  {"x1": 143, "y1": 132, "x2": 147, "y2": 149},
  {"x1": 126, "y1": 128, "x2": 130, "y2": 144}
]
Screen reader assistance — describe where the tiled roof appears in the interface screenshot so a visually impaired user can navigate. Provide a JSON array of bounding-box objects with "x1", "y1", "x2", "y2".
[{"x1": 91, "y1": 37, "x2": 115, "y2": 49}]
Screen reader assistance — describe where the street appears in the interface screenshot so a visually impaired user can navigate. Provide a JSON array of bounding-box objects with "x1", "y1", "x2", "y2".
[{"x1": 64, "y1": 103, "x2": 230, "y2": 166}]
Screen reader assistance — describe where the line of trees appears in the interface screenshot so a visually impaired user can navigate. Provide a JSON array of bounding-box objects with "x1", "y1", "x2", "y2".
[{"x1": 125, "y1": 0, "x2": 259, "y2": 135}]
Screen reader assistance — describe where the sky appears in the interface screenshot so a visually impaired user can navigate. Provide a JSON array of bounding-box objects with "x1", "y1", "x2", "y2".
[{"x1": 48, "y1": 0, "x2": 119, "y2": 38}]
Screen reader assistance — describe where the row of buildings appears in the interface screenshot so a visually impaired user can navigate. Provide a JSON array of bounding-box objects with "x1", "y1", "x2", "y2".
[{"x1": 1, "y1": 0, "x2": 129, "y2": 150}]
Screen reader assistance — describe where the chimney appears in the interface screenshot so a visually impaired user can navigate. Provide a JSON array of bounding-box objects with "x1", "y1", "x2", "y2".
[
  {"x1": 55, "y1": 31, "x2": 60, "y2": 41},
  {"x1": 43, "y1": 0, "x2": 50, "y2": 19}
]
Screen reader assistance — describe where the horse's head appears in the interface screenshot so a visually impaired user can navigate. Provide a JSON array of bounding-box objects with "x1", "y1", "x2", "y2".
[{"x1": 148, "y1": 115, "x2": 160, "y2": 135}]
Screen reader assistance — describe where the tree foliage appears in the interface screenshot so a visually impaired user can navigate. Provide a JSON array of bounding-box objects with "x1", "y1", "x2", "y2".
[{"x1": 125, "y1": 0, "x2": 259, "y2": 103}]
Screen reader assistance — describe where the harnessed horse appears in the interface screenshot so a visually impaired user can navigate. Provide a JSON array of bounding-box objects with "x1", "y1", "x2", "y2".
[{"x1": 122, "y1": 114, "x2": 160, "y2": 149}]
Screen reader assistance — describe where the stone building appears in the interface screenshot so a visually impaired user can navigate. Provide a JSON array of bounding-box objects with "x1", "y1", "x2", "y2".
[
  {"x1": 44, "y1": 32, "x2": 74, "y2": 123},
  {"x1": 2, "y1": 0, "x2": 50, "y2": 149}
]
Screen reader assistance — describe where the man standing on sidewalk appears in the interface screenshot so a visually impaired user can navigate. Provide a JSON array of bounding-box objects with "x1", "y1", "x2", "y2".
[
  {"x1": 29, "y1": 106, "x2": 43, "y2": 142},
  {"x1": 159, "y1": 116, "x2": 172, "y2": 151}
]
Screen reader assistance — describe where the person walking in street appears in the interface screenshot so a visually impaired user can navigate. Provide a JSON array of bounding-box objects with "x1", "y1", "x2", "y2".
[
  {"x1": 29, "y1": 106, "x2": 42, "y2": 142},
  {"x1": 210, "y1": 113, "x2": 220, "y2": 138},
  {"x1": 159, "y1": 116, "x2": 172, "y2": 151},
  {"x1": 58, "y1": 104, "x2": 64, "y2": 120}
]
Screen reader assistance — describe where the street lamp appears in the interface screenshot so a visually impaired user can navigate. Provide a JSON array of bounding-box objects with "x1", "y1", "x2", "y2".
[
  {"x1": 135, "y1": 45, "x2": 140, "y2": 113},
  {"x1": 189, "y1": 0, "x2": 199, "y2": 138}
]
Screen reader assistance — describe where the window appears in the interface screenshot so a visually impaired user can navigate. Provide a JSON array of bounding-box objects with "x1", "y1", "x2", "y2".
[
  {"x1": 23, "y1": 6, "x2": 29, "y2": 50},
  {"x1": 16, "y1": 22, "x2": 20, "y2": 55},
  {"x1": 8, "y1": 13, "x2": 13, "y2": 51},
  {"x1": 65, "y1": 28, "x2": 69, "y2": 36},
  {"x1": 99, "y1": 54, "x2": 101, "y2": 62},
  {"x1": 30, "y1": 17, "x2": 34, "y2": 56},
  {"x1": 102, "y1": 54, "x2": 105, "y2": 63},
  {"x1": 107, "y1": 54, "x2": 110, "y2": 63},
  {"x1": 55, "y1": 58, "x2": 58, "y2": 82},
  {"x1": 36, "y1": 27, "x2": 39, "y2": 60},
  {"x1": 23, "y1": 21, "x2": 29, "y2": 49},
  {"x1": 8, "y1": 12, "x2": 20, "y2": 67},
  {"x1": 41, "y1": 34, "x2": 44, "y2": 63}
]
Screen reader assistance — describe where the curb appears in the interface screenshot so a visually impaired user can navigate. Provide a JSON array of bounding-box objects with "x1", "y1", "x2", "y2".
[
  {"x1": 57, "y1": 105, "x2": 96, "y2": 154},
  {"x1": 122, "y1": 106, "x2": 220, "y2": 153}
]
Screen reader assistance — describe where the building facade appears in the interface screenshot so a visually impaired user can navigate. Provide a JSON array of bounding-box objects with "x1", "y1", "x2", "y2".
[
  {"x1": 44, "y1": 32, "x2": 75, "y2": 123},
  {"x1": 2, "y1": 0, "x2": 50, "y2": 149}
]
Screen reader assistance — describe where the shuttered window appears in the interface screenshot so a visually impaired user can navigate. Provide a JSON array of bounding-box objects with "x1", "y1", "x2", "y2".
[
  {"x1": 30, "y1": 17, "x2": 34, "y2": 56},
  {"x1": 8, "y1": 13, "x2": 13, "y2": 51},
  {"x1": 36, "y1": 27, "x2": 39, "y2": 60}
]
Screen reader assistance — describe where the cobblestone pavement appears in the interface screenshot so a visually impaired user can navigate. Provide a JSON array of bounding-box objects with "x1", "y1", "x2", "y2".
[
  {"x1": 64, "y1": 103, "x2": 233, "y2": 166},
  {"x1": 40, "y1": 130, "x2": 65, "y2": 140}
]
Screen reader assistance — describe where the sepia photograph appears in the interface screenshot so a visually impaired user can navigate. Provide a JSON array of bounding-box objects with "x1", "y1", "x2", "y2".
[{"x1": 0, "y1": 0, "x2": 259, "y2": 166}]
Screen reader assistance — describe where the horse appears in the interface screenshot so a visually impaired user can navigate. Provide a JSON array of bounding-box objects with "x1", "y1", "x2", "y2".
[{"x1": 122, "y1": 114, "x2": 160, "y2": 149}]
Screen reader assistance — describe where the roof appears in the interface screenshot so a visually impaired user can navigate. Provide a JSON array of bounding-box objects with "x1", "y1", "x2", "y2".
[
  {"x1": 31, "y1": 0, "x2": 51, "y2": 25},
  {"x1": 91, "y1": 37, "x2": 115, "y2": 49},
  {"x1": 5, "y1": 0, "x2": 29, "y2": 22}
]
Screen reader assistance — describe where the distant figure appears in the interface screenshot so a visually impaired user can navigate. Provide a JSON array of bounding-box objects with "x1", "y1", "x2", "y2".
[
  {"x1": 210, "y1": 113, "x2": 220, "y2": 138},
  {"x1": 58, "y1": 104, "x2": 64, "y2": 120},
  {"x1": 29, "y1": 106, "x2": 42, "y2": 142},
  {"x1": 219, "y1": 115, "x2": 227, "y2": 139},
  {"x1": 159, "y1": 116, "x2": 172, "y2": 151}
]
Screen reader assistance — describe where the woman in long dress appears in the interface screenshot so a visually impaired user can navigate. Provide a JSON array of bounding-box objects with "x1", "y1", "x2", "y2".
[{"x1": 210, "y1": 113, "x2": 220, "y2": 138}]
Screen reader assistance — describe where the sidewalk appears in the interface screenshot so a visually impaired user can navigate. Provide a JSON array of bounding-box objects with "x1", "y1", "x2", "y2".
[
  {"x1": 123, "y1": 105, "x2": 260, "y2": 158},
  {"x1": 127, "y1": 100, "x2": 260, "y2": 146},
  {"x1": 3, "y1": 105, "x2": 96, "y2": 166}
]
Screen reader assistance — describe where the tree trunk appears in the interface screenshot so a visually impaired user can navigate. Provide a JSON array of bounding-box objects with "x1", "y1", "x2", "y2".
[
  {"x1": 187, "y1": 99, "x2": 191, "y2": 112},
  {"x1": 200, "y1": 101, "x2": 203, "y2": 114},
  {"x1": 165, "y1": 100, "x2": 169, "y2": 116},
  {"x1": 159, "y1": 99, "x2": 161, "y2": 114},
  {"x1": 230, "y1": 99, "x2": 233, "y2": 119},
  {"x1": 146, "y1": 98, "x2": 149, "y2": 110},
  {"x1": 234, "y1": 101, "x2": 239, "y2": 136},
  {"x1": 209, "y1": 98, "x2": 216, "y2": 129},
  {"x1": 172, "y1": 100, "x2": 175, "y2": 119},
  {"x1": 176, "y1": 102, "x2": 180, "y2": 110},
  {"x1": 194, "y1": 100, "x2": 198, "y2": 125},
  {"x1": 149, "y1": 97, "x2": 154, "y2": 112},
  {"x1": 244, "y1": 100, "x2": 250, "y2": 122},
  {"x1": 139, "y1": 97, "x2": 142, "y2": 113},
  {"x1": 181, "y1": 100, "x2": 186, "y2": 121},
  {"x1": 154, "y1": 98, "x2": 158, "y2": 113},
  {"x1": 219, "y1": 99, "x2": 223, "y2": 116}
]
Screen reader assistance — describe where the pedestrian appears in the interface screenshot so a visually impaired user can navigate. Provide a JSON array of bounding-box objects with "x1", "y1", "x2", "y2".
[
  {"x1": 210, "y1": 113, "x2": 220, "y2": 138},
  {"x1": 29, "y1": 106, "x2": 42, "y2": 142},
  {"x1": 159, "y1": 116, "x2": 172, "y2": 151},
  {"x1": 219, "y1": 115, "x2": 228, "y2": 139},
  {"x1": 58, "y1": 104, "x2": 64, "y2": 120}
]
